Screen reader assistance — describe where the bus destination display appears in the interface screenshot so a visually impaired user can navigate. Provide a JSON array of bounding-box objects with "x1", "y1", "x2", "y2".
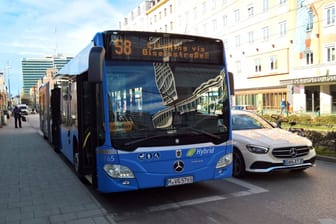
[{"x1": 104, "y1": 31, "x2": 223, "y2": 64}]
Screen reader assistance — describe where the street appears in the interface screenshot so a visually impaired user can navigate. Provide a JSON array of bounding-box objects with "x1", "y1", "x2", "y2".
[
  {"x1": 26, "y1": 114, "x2": 336, "y2": 224},
  {"x1": 89, "y1": 161, "x2": 336, "y2": 224}
]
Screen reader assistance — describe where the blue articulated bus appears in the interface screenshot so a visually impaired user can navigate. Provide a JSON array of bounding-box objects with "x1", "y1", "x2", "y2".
[{"x1": 41, "y1": 30, "x2": 234, "y2": 193}]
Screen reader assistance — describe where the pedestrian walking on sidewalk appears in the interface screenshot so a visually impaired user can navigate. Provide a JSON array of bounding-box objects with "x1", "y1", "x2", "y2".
[{"x1": 13, "y1": 106, "x2": 22, "y2": 128}]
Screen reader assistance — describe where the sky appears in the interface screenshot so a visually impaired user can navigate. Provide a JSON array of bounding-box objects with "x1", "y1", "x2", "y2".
[{"x1": 0, "y1": 0, "x2": 143, "y2": 97}]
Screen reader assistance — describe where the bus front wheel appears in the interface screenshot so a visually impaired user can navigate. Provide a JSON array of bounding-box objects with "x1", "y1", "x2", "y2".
[{"x1": 233, "y1": 148, "x2": 246, "y2": 177}]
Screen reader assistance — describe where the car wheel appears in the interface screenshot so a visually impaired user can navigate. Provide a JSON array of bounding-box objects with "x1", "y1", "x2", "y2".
[{"x1": 233, "y1": 148, "x2": 246, "y2": 177}]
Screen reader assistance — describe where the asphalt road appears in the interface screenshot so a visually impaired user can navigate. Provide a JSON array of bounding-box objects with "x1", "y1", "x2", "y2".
[
  {"x1": 27, "y1": 114, "x2": 336, "y2": 224},
  {"x1": 89, "y1": 162, "x2": 336, "y2": 224}
]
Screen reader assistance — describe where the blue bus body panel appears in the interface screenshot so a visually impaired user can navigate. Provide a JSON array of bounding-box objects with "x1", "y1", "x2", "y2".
[
  {"x1": 59, "y1": 126, "x2": 78, "y2": 163},
  {"x1": 96, "y1": 144, "x2": 232, "y2": 192}
]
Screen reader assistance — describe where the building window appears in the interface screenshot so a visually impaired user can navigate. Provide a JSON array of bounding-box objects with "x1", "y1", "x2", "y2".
[
  {"x1": 212, "y1": 19, "x2": 217, "y2": 32},
  {"x1": 307, "y1": 10, "x2": 314, "y2": 31},
  {"x1": 263, "y1": 0, "x2": 269, "y2": 12},
  {"x1": 325, "y1": 5, "x2": 335, "y2": 26},
  {"x1": 248, "y1": 31, "x2": 254, "y2": 44},
  {"x1": 164, "y1": 8, "x2": 167, "y2": 17},
  {"x1": 170, "y1": 4, "x2": 173, "y2": 14},
  {"x1": 223, "y1": 15, "x2": 227, "y2": 26},
  {"x1": 248, "y1": 5, "x2": 254, "y2": 17},
  {"x1": 170, "y1": 21, "x2": 173, "y2": 31},
  {"x1": 306, "y1": 51, "x2": 314, "y2": 65},
  {"x1": 194, "y1": 7, "x2": 198, "y2": 19},
  {"x1": 202, "y1": 2, "x2": 207, "y2": 15},
  {"x1": 280, "y1": 0, "x2": 287, "y2": 6},
  {"x1": 279, "y1": 21, "x2": 287, "y2": 37},
  {"x1": 270, "y1": 56, "x2": 278, "y2": 70},
  {"x1": 236, "y1": 61, "x2": 242, "y2": 74},
  {"x1": 185, "y1": 11, "x2": 189, "y2": 24},
  {"x1": 234, "y1": 9, "x2": 240, "y2": 22},
  {"x1": 235, "y1": 35, "x2": 240, "y2": 48},
  {"x1": 203, "y1": 23, "x2": 207, "y2": 33},
  {"x1": 224, "y1": 40, "x2": 228, "y2": 49},
  {"x1": 255, "y1": 58, "x2": 261, "y2": 72},
  {"x1": 262, "y1": 26, "x2": 269, "y2": 41},
  {"x1": 326, "y1": 45, "x2": 336, "y2": 62},
  {"x1": 212, "y1": 0, "x2": 216, "y2": 10}
]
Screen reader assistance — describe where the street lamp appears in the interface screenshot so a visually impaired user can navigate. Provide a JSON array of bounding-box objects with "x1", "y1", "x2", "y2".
[{"x1": 5, "y1": 65, "x2": 11, "y2": 99}]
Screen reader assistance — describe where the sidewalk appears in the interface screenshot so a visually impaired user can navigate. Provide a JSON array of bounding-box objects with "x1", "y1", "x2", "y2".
[{"x1": 0, "y1": 115, "x2": 112, "y2": 224}]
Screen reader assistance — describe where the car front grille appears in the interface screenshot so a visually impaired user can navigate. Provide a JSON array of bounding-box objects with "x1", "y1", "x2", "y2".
[{"x1": 272, "y1": 146, "x2": 310, "y2": 158}]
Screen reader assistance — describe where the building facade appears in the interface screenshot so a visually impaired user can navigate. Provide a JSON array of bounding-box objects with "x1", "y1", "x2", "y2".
[
  {"x1": 282, "y1": 0, "x2": 336, "y2": 114},
  {"x1": 21, "y1": 55, "x2": 72, "y2": 97},
  {"x1": 119, "y1": 0, "x2": 336, "y2": 114}
]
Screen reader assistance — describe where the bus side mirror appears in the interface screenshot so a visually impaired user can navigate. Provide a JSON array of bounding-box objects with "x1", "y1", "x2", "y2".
[
  {"x1": 88, "y1": 46, "x2": 105, "y2": 83},
  {"x1": 228, "y1": 72, "x2": 234, "y2": 96}
]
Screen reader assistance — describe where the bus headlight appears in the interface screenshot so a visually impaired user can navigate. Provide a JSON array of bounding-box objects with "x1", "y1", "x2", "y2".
[
  {"x1": 216, "y1": 153, "x2": 232, "y2": 168},
  {"x1": 103, "y1": 164, "x2": 135, "y2": 178}
]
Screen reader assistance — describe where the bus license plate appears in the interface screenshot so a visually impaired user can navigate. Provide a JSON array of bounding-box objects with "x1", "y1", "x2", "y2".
[
  {"x1": 283, "y1": 158, "x2": 304, "y2": 166},
  {"x1": 167, "y1": 176, "x2": 193, "y2": 186}
]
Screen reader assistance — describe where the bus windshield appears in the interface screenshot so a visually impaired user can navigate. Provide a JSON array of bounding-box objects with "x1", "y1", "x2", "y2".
[{"x1": 106, "y1": 61, "x2": 230, "y2": 151}]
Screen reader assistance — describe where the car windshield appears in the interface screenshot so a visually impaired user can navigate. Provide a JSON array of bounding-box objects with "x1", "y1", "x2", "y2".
[
  {"x1": 232, "y1": 112, "x2": 273, "y2": 130},
  {"x1": 106, "y1": 61, "x2": 231, "y2": 151}
]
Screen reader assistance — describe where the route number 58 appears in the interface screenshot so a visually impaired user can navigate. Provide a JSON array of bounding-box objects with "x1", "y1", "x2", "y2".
[{"x1": 114, "y1": 39, "x2": 132, "y2": 56}]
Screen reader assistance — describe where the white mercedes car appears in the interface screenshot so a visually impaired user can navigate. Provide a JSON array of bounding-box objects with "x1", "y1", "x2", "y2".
[{"x1": 232, "y1": 110, "x2": 316, "y2": 177}]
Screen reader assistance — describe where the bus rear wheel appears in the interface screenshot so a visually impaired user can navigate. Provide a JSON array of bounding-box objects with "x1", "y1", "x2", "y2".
[{"x1": 73, "y1": 140, "x2": 83, "y2": 179}]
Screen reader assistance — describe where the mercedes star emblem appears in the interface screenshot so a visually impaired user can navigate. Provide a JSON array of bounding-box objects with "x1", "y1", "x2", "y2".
[{"x1": 173, "y1": 160, "x2": 184, "y2": 172}]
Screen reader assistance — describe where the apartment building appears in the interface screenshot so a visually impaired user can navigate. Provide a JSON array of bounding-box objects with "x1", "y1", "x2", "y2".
[
  {"x1": 119, "y1": 1, "x2": 151, "y2": 31},
  {"x1": 282, "y1": 0, "x2": 336, "y2": 114},
  {"x1": 120, "y1": 0, "x2": 336, "y2": 114}
]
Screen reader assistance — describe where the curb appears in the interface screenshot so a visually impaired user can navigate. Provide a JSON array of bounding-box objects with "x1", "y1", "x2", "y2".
[{"x1": 316, "y1": 155, "x2": 336, "y2": 163}]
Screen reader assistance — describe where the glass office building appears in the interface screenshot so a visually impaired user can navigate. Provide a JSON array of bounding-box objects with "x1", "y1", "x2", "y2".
[{"x1": 21, "y1": 56, "x2": 72, "y2": 96}]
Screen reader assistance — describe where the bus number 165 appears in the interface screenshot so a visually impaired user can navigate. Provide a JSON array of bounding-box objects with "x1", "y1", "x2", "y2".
[{"x1": 114, "y1": 39, "x2": 132, "y2": 56}]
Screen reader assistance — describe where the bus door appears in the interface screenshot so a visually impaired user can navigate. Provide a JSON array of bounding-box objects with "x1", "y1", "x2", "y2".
[
  {"x1": 51, "y1": 87, "x2": 61, "y2": 151},
  {"x1": 76, "y1": 75, "x2": 97, "y2": 182}
]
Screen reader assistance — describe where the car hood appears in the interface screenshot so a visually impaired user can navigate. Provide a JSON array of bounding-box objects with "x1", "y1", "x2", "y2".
[{"x1": 233, "y1": 128, "x2": 312, "y2": 148}]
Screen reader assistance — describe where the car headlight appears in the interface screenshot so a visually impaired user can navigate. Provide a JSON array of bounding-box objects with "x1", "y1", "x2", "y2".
[
  {"x1": 216, "y1": 153, "x2": 233, "y2": 168},
  {"x1": 246, "y1": 145, "x2": 269, "y2": 154},
  {"x1": 103, "y1": 164, "x2": 135, "y2": 178},
  {"x1": 308, "y1": 146, "x2": 315, "y2": 151}
]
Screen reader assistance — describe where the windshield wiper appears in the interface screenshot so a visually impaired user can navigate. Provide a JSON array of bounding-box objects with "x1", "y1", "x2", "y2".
[
  {"x1": 124, "y1": 133, "x2": 168, "y2": 146},
  {"x1": 183, "y1": 127, "x2": 221, "y2": 139}
]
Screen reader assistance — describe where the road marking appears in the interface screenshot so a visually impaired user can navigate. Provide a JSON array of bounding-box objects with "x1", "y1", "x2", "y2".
[
  {"x1": 319, "y1": 218, "x2": 336, "y2": 224},
  {"x1": 226, "y1": 177, "x2": 269, "y2": 195},
  {"x1": 148, "y1": 178, "x2": 268, "y2": 212},
  {"x1": 148, "y1": 195, "x2": 227, "y2": 212}
]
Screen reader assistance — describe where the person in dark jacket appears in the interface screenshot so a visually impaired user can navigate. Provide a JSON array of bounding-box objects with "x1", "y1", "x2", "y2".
[{"x1": 13, "y1": 106, "x2": 22, "y2": 128}]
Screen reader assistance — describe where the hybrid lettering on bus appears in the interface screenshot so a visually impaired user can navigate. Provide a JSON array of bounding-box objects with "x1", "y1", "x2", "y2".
[{"x1": 39, "y1": 31, "x2": 234, "y2": 193}]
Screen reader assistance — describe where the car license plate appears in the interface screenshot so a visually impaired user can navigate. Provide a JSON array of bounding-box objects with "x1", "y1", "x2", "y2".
[
  {"x1": 166, "y1": 176, "x2": 193, "y2": 186},
  {"x1": 283, "y1": 158, "x2": 304, "y2": 166}
]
